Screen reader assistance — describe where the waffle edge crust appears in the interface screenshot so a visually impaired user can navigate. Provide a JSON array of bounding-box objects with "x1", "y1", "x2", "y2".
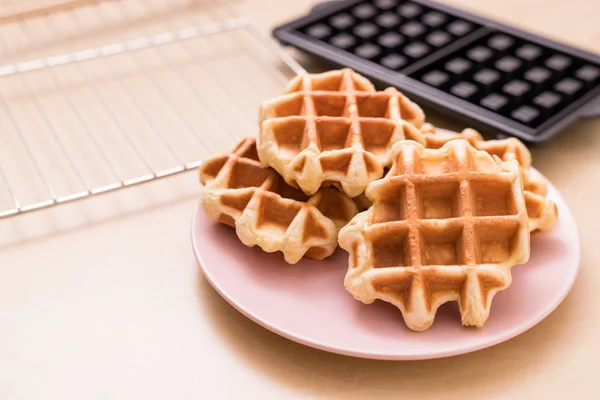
[{"x1": 338, "y1": 139, "x2": 531, "y2": 331}]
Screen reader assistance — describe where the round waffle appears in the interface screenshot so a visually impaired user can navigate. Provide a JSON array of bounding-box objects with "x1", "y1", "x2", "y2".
[
  {"x1": 338, "y1": 139, "x2": 530, "y2": 331},
  {"x1": 200, "y1": 137, "x2": 358, "y2": 264},
  {"x1": 258, "y1": 69, "x2": 426, "y2": 198}
]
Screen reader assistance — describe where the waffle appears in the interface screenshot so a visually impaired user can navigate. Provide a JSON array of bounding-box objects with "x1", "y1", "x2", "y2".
[
  {"x1": 420, "y1": 122, "x2": 437, "y2": 135},
  {"x1": 423, "y1": 128, "x2": 557, "y2": 233},
  {"x1": 258, "y1": 68, "x2": 426, "y2": 198},
  {"x1": 338, "y1": 139, "x2": 530, "y2": 331},
  {"x1": 200, "y1": 137, "x2": 358, "y2": 264}
]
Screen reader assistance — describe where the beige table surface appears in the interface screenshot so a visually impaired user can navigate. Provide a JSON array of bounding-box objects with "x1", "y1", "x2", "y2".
[{"x1": 1, "y1": 0, "x2": 599, "y2": 399}]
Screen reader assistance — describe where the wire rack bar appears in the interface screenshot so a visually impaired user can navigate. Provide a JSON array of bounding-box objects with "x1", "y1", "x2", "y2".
[
  {"x1": 103, "y1": 1, "x2": 247, "y2": 146},
  {"x1": 0, "y1": 0, "x2": 306, "y2": 219},
  {"x1": 0, "y1": 95, "x2": 58, "y2": 200},
  {"x1": 0, "y1": 164, "x2": 198, "y2": 219},
  {"x1": 22, "y1": 20, "x2": 126, "y2": 183},
  {"x1": 218, "y1": 0, "x2": 305, "y2": 77},
  {"x1": 0, "y1": 157, "x2": 21, "y2": 211},
  {"x1": 0, "y1": 0, "x2": 112, "y2": 24},
  {"x1": 0, "y1": 34, "x2": 93, "y2": 194},
  {"x1": 0, "y1": 17, "x2": 249, "y2": 77}
]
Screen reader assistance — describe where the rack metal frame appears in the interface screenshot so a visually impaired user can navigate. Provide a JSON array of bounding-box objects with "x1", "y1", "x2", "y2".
[{"x1": 0, "y1": 0, "x2": 306, "y2": 219}]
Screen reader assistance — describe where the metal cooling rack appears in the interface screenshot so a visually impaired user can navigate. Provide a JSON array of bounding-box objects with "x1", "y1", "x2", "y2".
[{"x1": 0, "y1": 0, "x2": 305, "y2": 218}]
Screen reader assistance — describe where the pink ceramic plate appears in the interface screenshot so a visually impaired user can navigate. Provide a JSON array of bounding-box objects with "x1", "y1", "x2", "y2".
[{"x1": 191, "y1": 171, "x2": 580, "y2": 361}]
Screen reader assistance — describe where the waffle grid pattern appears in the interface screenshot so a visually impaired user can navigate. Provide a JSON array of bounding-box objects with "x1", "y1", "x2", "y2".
[
  {"x1": 258, "y1": 69, "x2": 425, "y2": 197},
  {"x1": 423, "y1": 128, "x2": 558, "y2": 232},
  {"x1": 339, "y1": 140, "x2": 530, "y2": 331},
  {"x1": 200, "y1": 137, "x2": 358, "y2": 264}
]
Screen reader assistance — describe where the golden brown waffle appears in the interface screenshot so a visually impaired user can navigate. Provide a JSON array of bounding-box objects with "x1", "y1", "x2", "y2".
[
  {"x1": 423, "y1": 128, "x2": 557, "y2": 233},
  {"x1": 338, "y1": 140, "x2": 530, "y2": 331},
  {"x1": 200, "y1": 137, "x2": 358, "y2": 264},
  {"x1": 258, "y1": 69, "x2": 426, "y2": 198},
  {"x1": 419, "y1": 122, "x2": 437, "y2": 135}
]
